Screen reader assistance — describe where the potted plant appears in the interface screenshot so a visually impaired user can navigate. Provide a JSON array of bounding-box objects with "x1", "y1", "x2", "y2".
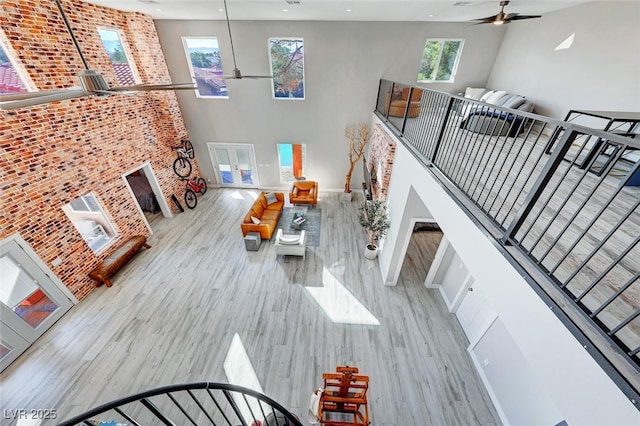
[
  {"x1": 343, "y1": 123, "x2": 371, "y2": 201},
  {"x1": 358, "y1": 199, "x2": 390, "y2": 259}
]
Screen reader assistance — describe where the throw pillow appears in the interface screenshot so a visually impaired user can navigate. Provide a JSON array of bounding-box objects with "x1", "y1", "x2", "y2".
[
  {"x1": 479, "y1": 90, "x2": 495, "y2": 102},
  {"x1": 251, "y1": 216, "x2": 262, "y2": 225},
  {"x1": 518, "y1": 101, "x2": 535, "y2": 113},
  {"x1": 464, "y1": 87, "x2": 486, "y2": 101},
  {"x1": 265, "y1": 192, "x2": 278, "y2": 205},
  {"x1": 493, "y1": 93, "x2": 516, "y2": 107},
  {"x1": 485, "y1": 90, "x2": 508, "y2": 105},
  {"x1": 502, "y1": 95, "x2": 526, "y2": 110}
]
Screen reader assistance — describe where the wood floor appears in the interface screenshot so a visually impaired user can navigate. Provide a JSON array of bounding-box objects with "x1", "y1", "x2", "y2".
[{"x1": 0, "y1": 190, "x2": 500, "y2": 425}]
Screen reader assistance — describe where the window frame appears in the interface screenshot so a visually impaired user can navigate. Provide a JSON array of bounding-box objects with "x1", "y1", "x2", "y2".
[
  {"x1": 0, "y1": 36, "x2": 33, "y2": 93},
  {"x1": 181, "y1": 36, "x2": 228, "y2": 99},
  {"x1": 268, "y1": 37, "x2": 305, "y2": 100},
  {"x1": 417, "y1": 38, "x2": 464, "y2": 83},
  {"x1": 62, "y1": 193, "x2": 119, "y2": 254},
  {"x1": 96, "y1": 27, "x2": 141, "y2": 86}
]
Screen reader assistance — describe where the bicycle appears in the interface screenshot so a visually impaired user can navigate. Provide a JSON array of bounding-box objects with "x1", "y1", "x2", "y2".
[
  {"x1": 183, "y1": 176, "x2": 207, "y2": 209},
  {"x1": 172, "y1": 139, "x2": 195, "y2": 178}
]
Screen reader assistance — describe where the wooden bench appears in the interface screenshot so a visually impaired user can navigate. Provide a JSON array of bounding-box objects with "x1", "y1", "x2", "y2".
[{"x1": 89, "y1": 235, "x2": 151, "y2": 287}]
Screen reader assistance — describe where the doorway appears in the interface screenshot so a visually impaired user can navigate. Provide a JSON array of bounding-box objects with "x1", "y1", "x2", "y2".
[
  {"x1": 208, "y1": 143, "x2": 259, "y2": 188},
  {"x1": 397, "y1": 220, "x2": 444, "y2": 287},
  {"x1": 123, "y1": 162, "x2": 171, "y2": 232},
  {"x1": 0, "y1": 235, "x2": 75, "y2": 372}
]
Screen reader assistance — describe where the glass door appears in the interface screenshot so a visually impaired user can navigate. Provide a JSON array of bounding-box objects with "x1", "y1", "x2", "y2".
[
  {"x1": 0, "y1": 238, "x2": 73, "y2": 371},
  {"x1": 208, "y1": 143, "x2": 259, "y2": 188}
]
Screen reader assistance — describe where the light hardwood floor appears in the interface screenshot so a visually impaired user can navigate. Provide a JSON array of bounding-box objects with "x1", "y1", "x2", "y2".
[{"x1": 0, "y1": 189, "x2": 499, "y2": 425}]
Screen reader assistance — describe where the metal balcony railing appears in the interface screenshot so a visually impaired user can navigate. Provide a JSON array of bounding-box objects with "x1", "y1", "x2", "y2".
[
  {"x1": 375, "y1": 79, "x2": 640, "y2": 402},
  {"x1": 57, "y1": 382, "x2": 303, "y2": 426}
]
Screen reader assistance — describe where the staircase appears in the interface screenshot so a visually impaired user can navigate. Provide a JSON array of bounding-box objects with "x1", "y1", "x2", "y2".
[{"x1": 58, "y1": 382, "x2": 302, "y2": 426}]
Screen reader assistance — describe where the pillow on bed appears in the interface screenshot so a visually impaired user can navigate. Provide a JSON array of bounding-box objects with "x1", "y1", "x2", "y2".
[
  {"x1": 464, "y1": 87, "x2": 486, "y2": 100},
  {"x1": 502, "y1": 95, "x2": 526, "y2": 110},
  {"x1": 485, "y1": 90, "x2": 508, "y2": 105},
  {"x1": 517, "y1": 101, "x2": 535, "y2": 113},
  {"x1": 479, "y1": 90, "x2": 495, "y2": 102}
]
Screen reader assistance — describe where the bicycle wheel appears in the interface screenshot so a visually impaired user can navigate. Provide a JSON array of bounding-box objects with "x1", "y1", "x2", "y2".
[
  {"x1": 196, "y1": 178, "x2": 207, "y2": 194},
  {"x1": 184, "y1": 189, "x2": 197, "y2": 209},
  {"x1": 173, "y1": 157, "x2": 192, "y2": 177},
  {"x1": 183, "y1": 140, "x2": 195, "y2": 159}
]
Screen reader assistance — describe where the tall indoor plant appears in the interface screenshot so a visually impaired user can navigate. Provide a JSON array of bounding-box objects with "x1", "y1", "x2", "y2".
[
  {"x1": 358, "y1": 199, "x2": 390, "y2": 259},
  {"x1": 343, "y1": 122, "x2": 371, "y2": 201}
]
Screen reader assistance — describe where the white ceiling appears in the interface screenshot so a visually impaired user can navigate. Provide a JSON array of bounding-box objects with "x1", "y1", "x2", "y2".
[{"x1": 82, "y1": 0, "x2": 594, "y2": 21}]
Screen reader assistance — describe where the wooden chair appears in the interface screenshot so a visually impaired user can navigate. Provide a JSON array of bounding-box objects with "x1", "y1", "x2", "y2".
[{"x1": 318, "y1": 366, "x2": 369, "y2": 425}]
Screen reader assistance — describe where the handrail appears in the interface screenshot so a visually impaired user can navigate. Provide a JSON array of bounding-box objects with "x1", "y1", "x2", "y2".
[
  {"x1": 375, "y1": 79, "x2": 640, "y2": 402},
  {"x1": 58, "y1": 382, "x2": 303, "y2": 426}
]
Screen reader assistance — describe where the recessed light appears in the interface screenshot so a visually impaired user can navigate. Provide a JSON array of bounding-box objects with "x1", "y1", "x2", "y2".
[
  {"x1": 428, "y1": 14, "x2": 434, "y2": 17},
  {"x1": 283, "y1": 9, "x2": 289, "y2": 12},
  {"x1": 347, "y1": 9, "x2": 352, "y2": 12},
  {"x1": 155, "y1": 8, "x2": 161, "y2": 12},
  {"x1": 219, "y1": 8, "x2": 224, "y2": 12}
]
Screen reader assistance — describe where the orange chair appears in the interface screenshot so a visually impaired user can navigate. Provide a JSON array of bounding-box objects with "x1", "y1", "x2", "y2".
[
  {"x1": 318, "y1": 366, "x2": 369, "y2": 425},
  {"x1": 289, "y1": 180, "x2": 318, "y2": 206},
  {"x1": 384, "y1": 87, "x2": 423, "y2": 118}
]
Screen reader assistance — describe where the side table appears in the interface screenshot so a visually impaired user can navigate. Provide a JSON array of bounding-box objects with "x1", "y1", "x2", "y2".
[{"x1": 244, "y1": 231, "x2": 262, "y2": 251}]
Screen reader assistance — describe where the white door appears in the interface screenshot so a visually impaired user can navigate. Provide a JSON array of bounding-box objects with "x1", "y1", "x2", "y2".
[
  {"x1": 208, "y1": 143, "x2": 259, "y2": 188},
  {"x1": 0, "y1": 239, "x2": 73, "y2": 371},
  {"x1": 455, "y1": 278, "x2": 497, "y2": 346}
]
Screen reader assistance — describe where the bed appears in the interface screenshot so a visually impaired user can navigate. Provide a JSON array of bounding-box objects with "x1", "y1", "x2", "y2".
[{"x1": 126, "y1": 175, "x2": 160, "y2": 213}]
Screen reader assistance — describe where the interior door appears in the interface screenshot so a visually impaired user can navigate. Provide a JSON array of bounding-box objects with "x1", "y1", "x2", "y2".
[
  {"x1": 0, "y1": 239, "x2": 73, "y2": 371},
  {"x1": 208, "y1": 143, "x2": 259, "y2": 188},
  {"x1": 455, "y1": 278, "x2": 497, "y2": 346}
]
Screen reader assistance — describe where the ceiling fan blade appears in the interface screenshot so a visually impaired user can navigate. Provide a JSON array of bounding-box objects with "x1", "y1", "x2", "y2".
[
  {"x1": 0, "y1": 89, "x2": 80, "y2": 102},
  {"x1": 108, "y1": 83, "x2": 196, "y2": 92},
  {"x1": 470, "y1": 13, "x2": 500, "y2": 23},
  {"x1": 0, "y1": 90, "x2": 89, "y2": 111},
  {"x1": 507, "y1": 14, "x2": 542, "y2": 21}
]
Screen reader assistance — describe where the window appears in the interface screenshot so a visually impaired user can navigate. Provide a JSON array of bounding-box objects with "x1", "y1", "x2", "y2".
[
  {"x1": 269, "y1": 38, "x2": 304, "y2": 99},
  {"x1": 418, "y1": 39, "x2": 464, "y2": 83},
  {"x1": 277, "y1": 143, "x2": 306, "y2": 183},
  {"x1": 182, "y1": 37, "x2": 228, "y2": 98},
  {"x1": 0, "y1": 39, "x2": 29, "y2": 94},
  {"x1": 97, "y1": 28, "x2": 140, "y2": 86},
  {"x1": 62, "y1": 193, "x2": 118, "y2": 253}
]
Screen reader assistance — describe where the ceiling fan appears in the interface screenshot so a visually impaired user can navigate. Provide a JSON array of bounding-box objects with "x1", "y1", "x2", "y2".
[
  {"x1": 471, "y1": 1, "x2": 541, "y2": 25},
  {"x1": 0, "y1": 0, "x2": 196, "y2": 111},
  {"x1": 218, "y1": 0, "x2": 272, "y2": 79}
]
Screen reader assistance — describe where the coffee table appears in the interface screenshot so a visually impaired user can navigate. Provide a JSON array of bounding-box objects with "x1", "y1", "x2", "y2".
[{"x1": 291, "y1": 210, "x2": 307, "y2": 230}]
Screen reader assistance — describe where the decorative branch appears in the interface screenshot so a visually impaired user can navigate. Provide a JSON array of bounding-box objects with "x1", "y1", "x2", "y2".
[{"x1": 344, "y1": 122, "x2": 371, "y2": 193}]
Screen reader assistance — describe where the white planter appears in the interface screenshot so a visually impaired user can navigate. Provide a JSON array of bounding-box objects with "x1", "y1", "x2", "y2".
[
  {"x1": 340, "y1": 191, "x2": 353, "y2": 202},
  {"x1": 364, "y1": 244, "x2": 378, "y2": 259}
]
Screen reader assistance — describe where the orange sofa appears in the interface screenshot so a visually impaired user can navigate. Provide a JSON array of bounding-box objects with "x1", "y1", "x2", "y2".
[
  {"x1": 384, "y1": 87, "x2": 423, "y2": 118},
  {"x1": 241, "y1": 192, "x2": 285, "y2": 240},
  {"x1": 289, "y1": 180, "x2": 318, "y2": 206}
]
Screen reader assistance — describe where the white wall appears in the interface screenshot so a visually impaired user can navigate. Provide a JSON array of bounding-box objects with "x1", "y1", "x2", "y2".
[
  {"x1": 155, "y1": 20, "x2": 504, "y2": 189},
  {"x1": 473, "y1": 318, "x2": 564, "y2": 426},
  {"x1": 487, "y1": 1, "x2": 640, "y2": 119},
  {"x1": 376, "y1": 116, "x2": 640, "y2": 425}
]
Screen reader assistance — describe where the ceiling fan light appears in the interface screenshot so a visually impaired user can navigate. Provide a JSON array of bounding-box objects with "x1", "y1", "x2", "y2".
[
  {"x1": 493, "y1": 19, "x2": 505, "y2": 25},
  {"x1": 78, "y1": 70, "x2": 111, "y2": 94}
]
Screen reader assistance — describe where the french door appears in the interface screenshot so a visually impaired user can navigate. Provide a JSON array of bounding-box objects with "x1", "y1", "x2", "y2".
[
  {"x1": 208, "y1": 143, "x2": 259, "y2": 188},
  {"x1": 0, "y1": 238, "x2": 73, "y2": 371}
]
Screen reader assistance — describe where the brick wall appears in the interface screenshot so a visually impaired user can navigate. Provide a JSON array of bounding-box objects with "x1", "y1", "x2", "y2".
[
  {"x1": 0, "y1": 0, "x2": 200, "y2": 300},
  {"x1": 367, "y1": 124, "x2": 396, "y2": 201}
]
